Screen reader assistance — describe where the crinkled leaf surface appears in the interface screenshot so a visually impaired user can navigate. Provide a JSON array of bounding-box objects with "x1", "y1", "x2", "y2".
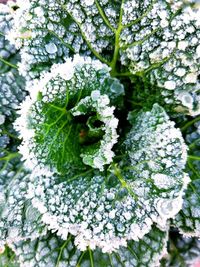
[
  {"x1": 26, "y1": 104, "x2": 188, "y2": 252},
  {"x1": 121, "y1": 2, "x2": 200, "y2": 116},
  {"x1": 11, "y1": 226, "x2": 167, "y2": 267},
  {"x1": 15, "y1": 58, "x2": 122, "y2": 174},
  {"x1": 11, "y1": 0, "x2": 200, "y2": 115},
  {"x1": 0, "y1": 77, "x2": 46, "y2": 248},
  {"x1": 0, "y1": 127, "x2": 47, "y2": 248},
  {"x1": 0, "y1": 70, "x2": 26, "y2": 117},
  {"x1": 0, "y1": 3, "x2": 18, "y2": 74},
  {"x1": 161, "y1": 231, "x2": 200, "y2": 267},
  {"x1": 173, "y1": 180, "x2": 200, "y2": 238},
  {"x1": 0, "y1": 173, "x2": 47, "y2": 248},
  {"x1": 0, "y1": 246, "x2": 19, "y2": 267},
  {"x1": 0, "y1": 3, "x2": 26, "y2": 118},
  {"x1": 172, "y1": 116, "x2": 200, "y2": 237}
]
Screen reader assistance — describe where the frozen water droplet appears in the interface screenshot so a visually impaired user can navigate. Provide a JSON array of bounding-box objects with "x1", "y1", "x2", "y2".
[
  {"x1": 45, "y1": 43, "x2": 58, "y2": 54},
  {"x1": 116, "y1": 222, "x2": 125, "y2": 232},
  {"x1": 0, "y1": 114, "x2": 5, "y2": 125}
]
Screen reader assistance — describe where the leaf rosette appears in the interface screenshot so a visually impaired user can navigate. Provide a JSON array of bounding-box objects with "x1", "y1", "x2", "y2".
[
  {"x1": 15, "y1": 56, "x2": 122, "y2": 174},
  {"x1": 21, "y1": 100, "x2": 189, "y2": 252}
]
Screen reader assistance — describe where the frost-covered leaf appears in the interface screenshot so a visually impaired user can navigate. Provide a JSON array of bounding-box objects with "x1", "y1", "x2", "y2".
[
  {"x1": 184, "y1": 117, "x2": 200, "y2": 179},
  {"x1": 0, "y1": 122, "x2": 47, "y2": 248},
  {"x1": 0, "y1": 70, "x2": 26, "y2": 117},
  {"x1": 11, "y1": 226, "x2": 167, "y2": 267},
  {"x1": 172, "y1": 116, "x2": 200, "y2": 237},
  {"x1": 0, "y1": 172, "x2": 47, "y2": 248},
  {"x1": 120, "y1": 2, "x2": 200, "y2": 116},
  {"x1": 0, "y1": 3, "x2": 26, "y2": 118},
  {"x1": 161, "y1": 231, "x2": 200, "y2": 267},
  {"x1": 0, "y1": 3, "x2": 18, "y2": 74},
  {"x1": 0, "y1": 246, "x2": 19, "y2": 267},
  {"x1": 173, "y1": 180, "x2": 200, "y2": 238},
  {"x1": 10, "y1": 0, "x2": 200, "y2": 115},
  {"x1": 14, "y1": 57, "x2": 123, "y2": 174},
  {"x1": 24, "y1": 104, "x2": 188, "y2": 252}
]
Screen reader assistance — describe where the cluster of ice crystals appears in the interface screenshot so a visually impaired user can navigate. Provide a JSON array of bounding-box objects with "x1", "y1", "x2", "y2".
[
  {"x1": 11, "y1": 226, "x2": 167, "y2": 267},
  {"x1": 71, "y1": 90, "x2": 118, "y2": 170},
  {"x1": 174, "y1": 179, "x2": 200, "y2": 238},
  {"x1": 24, "y1": 104, "x2": 188, "y2": 252},
  {"x1": 9, "y1": 0, "x2": 119, "y2": 79},
  {"x1": 121, "y1": 2, "x2": 200, "y2": 115},
  {"x1": 124, "y1": 104, "x2": 189, "y2": 225},
  {"x1": 0, "y1": 3, "x2": 17, "y2": 73},
  {"x1": 0, "y1": 173, "x2": 47, "y2": 249},
  {"x1": 28, "y1": 172, "x2": 153, "y2": 252},
  {"x1": 0, "y1": 2, "x2": 26, "y2": 119},
  {"x1": 9, "y1": 0, "x2": 200, "y2": 114},
  {"x1": 14, "y1": 56, "x2": 120, "y2": 173},
  {"x1": 0, "y1": 70, "x2": 26, "y2": 117}
]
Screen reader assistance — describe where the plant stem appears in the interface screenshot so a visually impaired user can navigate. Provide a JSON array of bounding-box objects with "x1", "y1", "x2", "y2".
[{"x1": 181, "y1": 116, "x2": 200, "y2": 132}]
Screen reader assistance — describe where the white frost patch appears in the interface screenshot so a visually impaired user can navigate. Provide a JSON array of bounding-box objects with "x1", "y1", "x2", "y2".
[
  {"x1": 164, "y1": 80, "x2": 176, "y2": 90},
  {"x1": 0, "y1": 114, "x2": 5, "y2": 125}
]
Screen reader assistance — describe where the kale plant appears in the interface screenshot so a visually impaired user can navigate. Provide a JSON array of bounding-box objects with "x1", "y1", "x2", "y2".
[{"x1": 1, "y1": 0, "x2": 200, "y2": 266}]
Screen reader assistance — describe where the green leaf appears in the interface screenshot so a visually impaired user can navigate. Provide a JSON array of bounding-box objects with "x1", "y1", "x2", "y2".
[
  {"x1": 11, "y1": 226, "x2": 167, "y2": 267},
  {"x1": 0, "y1": 123, "x2": 47, "y2": 248},
  {"x1": 0, "y1": 246, "x2": 19, "y2": 267},
  {"x1": 0, "y1": 70, "x2": 26, "y2": 117},
  {"x1": 11, "y1": 0, "x2": 200, "y2": 115},
  {"x1": 0, "y1": 172, "x2": 47, "y2": 248},
  {"x1": 183, "y1": 117, "x2": 200, "y2": 180},
  {"x1": 0, "y1": 3, "x2": 26, "y2": 119},
  {"x1": 173, "y1": 180, "x2": 200, "y2": 238},
  {"x1": 0, "y1": 3, "x2": 18, "y2": 74},
  {"x1": 172, "y1": 117, "x2": 200, "y2": 237},
  {"x1": 26, "y1": 104, "x2": 188, "y2": 252},
  {"x1": 161, "y1": 230, "x2": 200, "y2": 267},
  {"x1": 120, "y1": 2, "x2": 200, "y2": 116},
  {"x1": 15, "y1": 57, "x2": 121, "y2": 174}
]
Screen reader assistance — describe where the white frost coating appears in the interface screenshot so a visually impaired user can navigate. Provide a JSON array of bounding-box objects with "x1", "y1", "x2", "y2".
[
  {"x1": 29, "y1": 173, "x2": 153, "y2": 253},
  {"x1": 71, "y1": 92, "x2": 118, "y2": 170},
  {"x1": 164, "y1": 80, "x2": 176, "y2": 90},
  {"x1": 175, "y1": 68, "x2": 186, "y2": 77},
  {"x1": 51, "y1": 59, "x2": 75, "y2": 80},
  {"x1": 25, "y1": 104, "x2": 189, "y2": 252},
  {"x1": 156, "y1": 173, "x2": 190, "y2": 223},
  {"x1": 14, "y1": 55, "x2": 118, "y2": 172},
  {"x1": 152, "y1": 173, "x2": 176, "y2": 189},
  {"x1": 185, "y1": 73, "x2": 197, "y2": 84},
  {"x1": 83, "y1": 0, "x2": 94, "y2": 6},
  {"x1": 0, "y1": 115, "x2": 5, "y2": 125},
  {"x1": 196, "y1": 45, "x2": 200, "y2": 57},
  {"x1": 121, "y1": 3, "x2": 200, "y2": 115},
  {"x1": 156, "y1": 197, "x2": 183, "y2": 219}
]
